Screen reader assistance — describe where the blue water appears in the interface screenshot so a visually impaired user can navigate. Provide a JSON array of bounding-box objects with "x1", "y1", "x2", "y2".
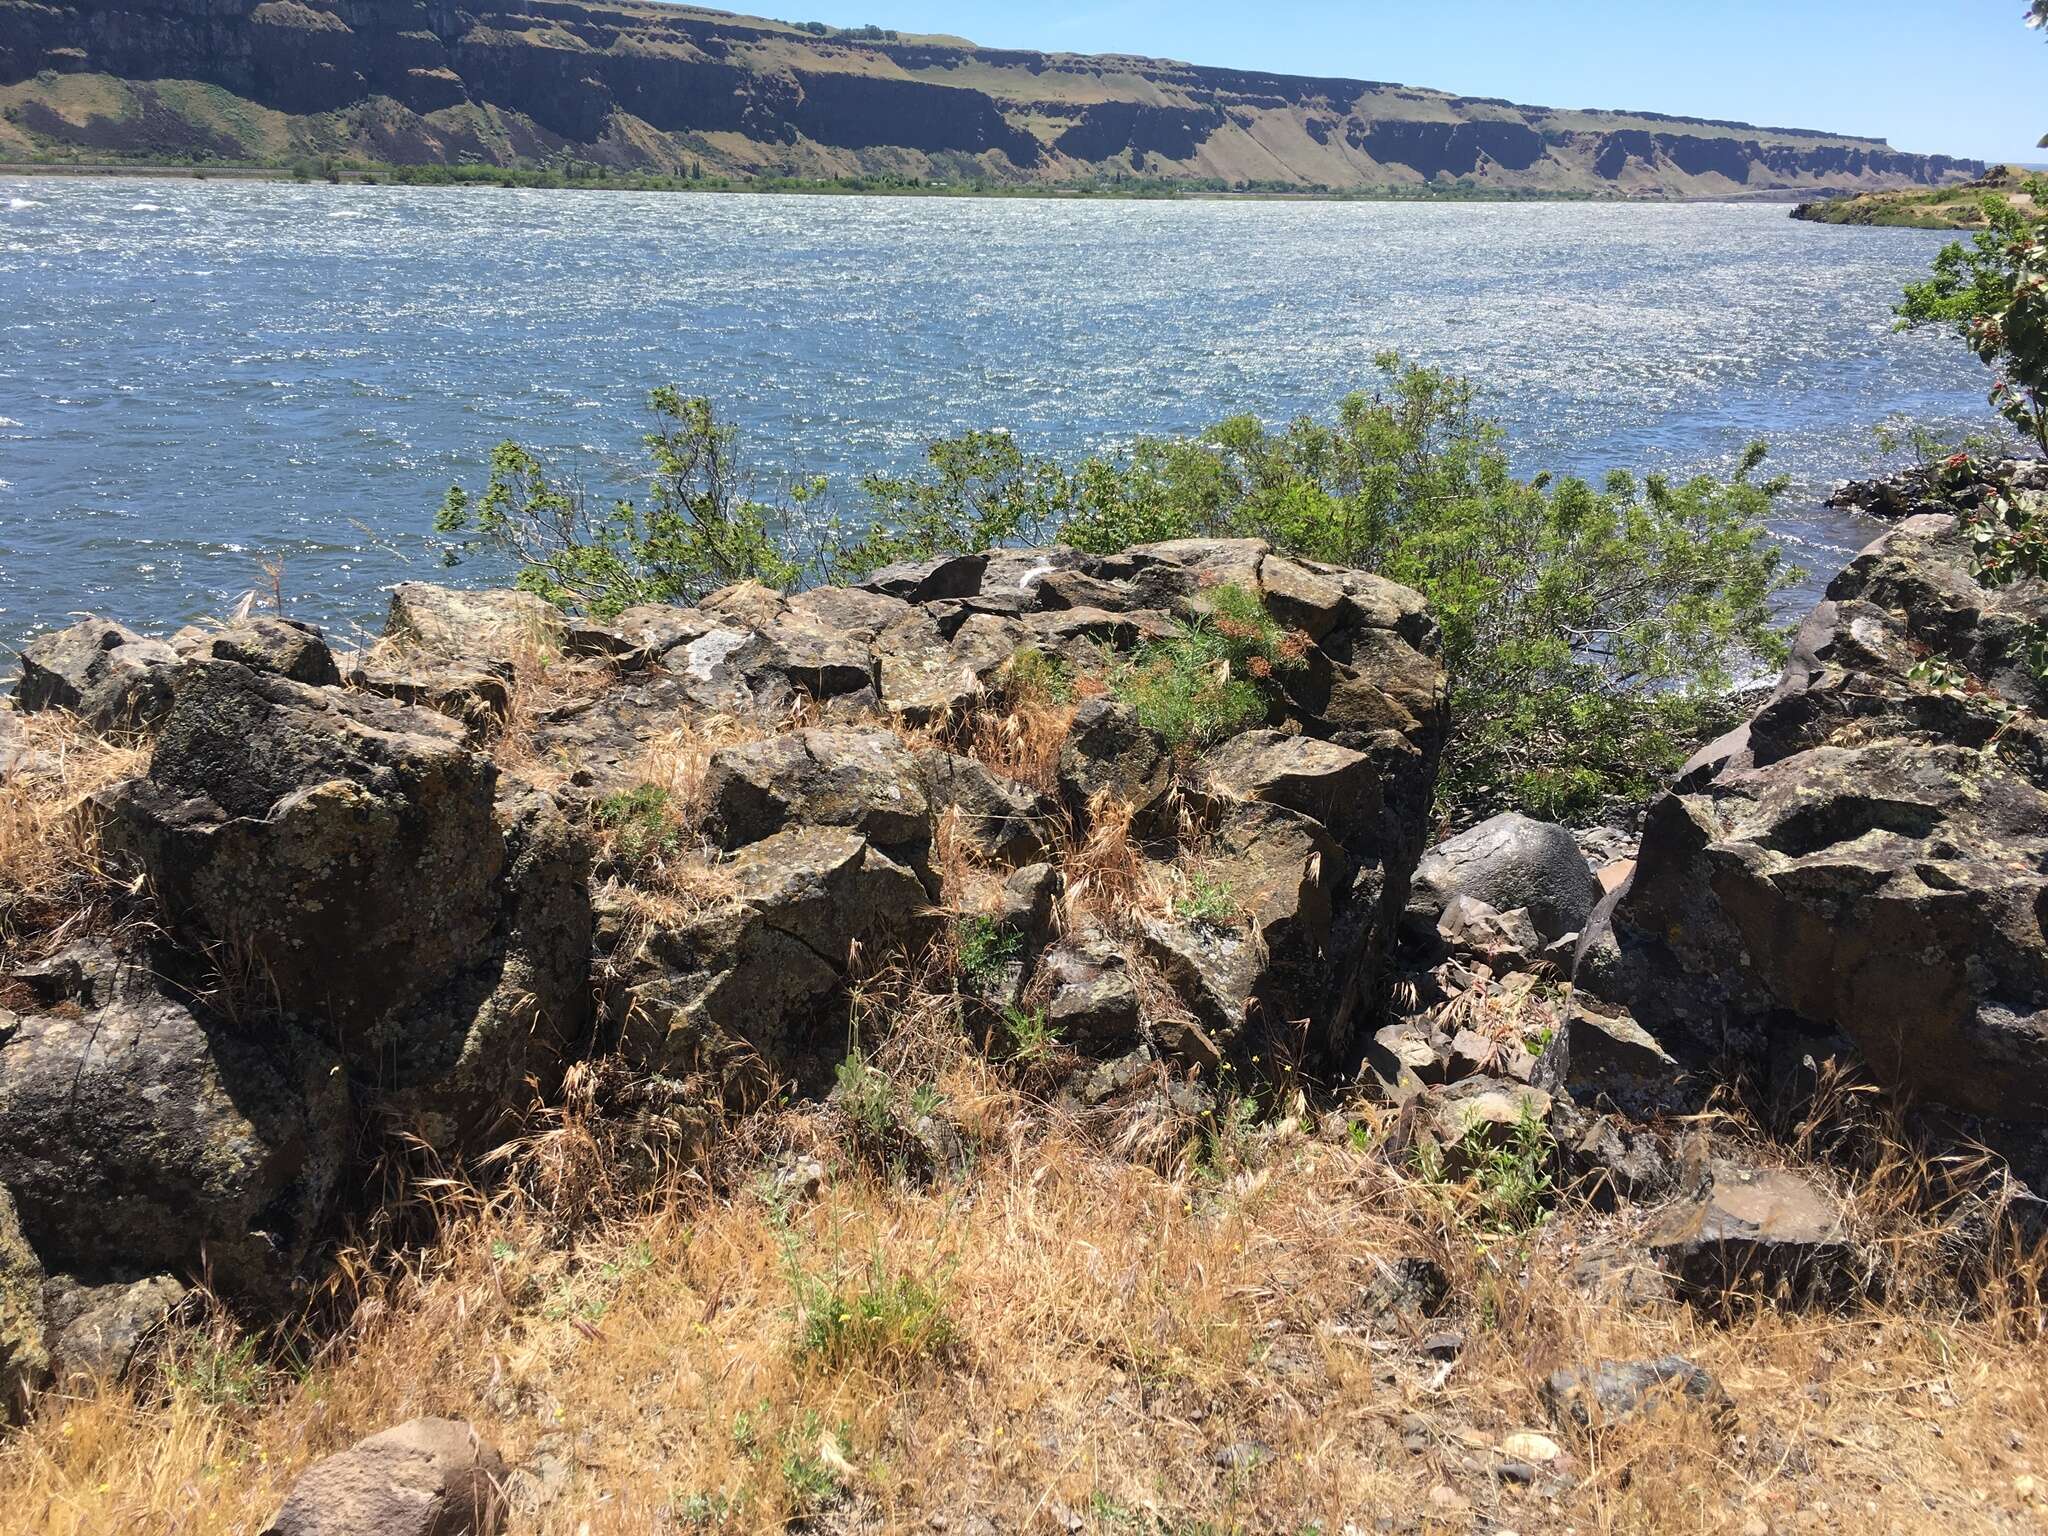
[{"x1": 0, "y1": 177, "x2": 2002, "y2": 654}]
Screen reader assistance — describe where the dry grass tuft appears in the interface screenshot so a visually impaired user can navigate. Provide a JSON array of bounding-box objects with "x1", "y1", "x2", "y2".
[{"x1": 0, "y1": 708, "x2": 148, "y2": 960}]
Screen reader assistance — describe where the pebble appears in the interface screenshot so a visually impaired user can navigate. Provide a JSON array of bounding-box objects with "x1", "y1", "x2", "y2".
[{"x1": 1492, "y1": 1459, "x2": 1537, "y2": 1485}]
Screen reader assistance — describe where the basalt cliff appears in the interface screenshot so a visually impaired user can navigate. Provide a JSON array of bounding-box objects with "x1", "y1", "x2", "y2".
[{"x1": 0, "y1": 0, "x2": 1985, "y2": 192}]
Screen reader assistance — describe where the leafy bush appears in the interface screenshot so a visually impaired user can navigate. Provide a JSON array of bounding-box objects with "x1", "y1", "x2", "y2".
[
  {"x1": 1898, "y1": 196, "x2": 2048, "y2": 453},
  {"x1": 830, "y1": 430, "x2": 1067, "y2": 580},
  {"x1": 436, "y1": 388, "x2": 808, "y2": 618}
]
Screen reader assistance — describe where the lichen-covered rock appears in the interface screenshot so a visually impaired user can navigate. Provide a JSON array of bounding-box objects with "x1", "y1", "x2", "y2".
[
  {"x1": 1058, "y1": 697, "x2": 1170, "y2": 829},
  {"x1": 385, "y1": 581, "x2": 565, "y2": 663},
  {"x1": 1039, "y1": 933, "x2": 1143, "y2": 1054},
  {"x1": 42, "y1": 1271, "x2": 188, "y2": 1388},
  {"x1": 0, "y1": 1183, "x2": 48, "y2": 1424},
  {"x1": 1609, "y1": 513, "x2": 2048, "y2": 1178},
  {"x1": 171, "y1": 617, "x2": 341, "y2": 687},
  {"x1": 703, "y1": 728, "x2": 932, "y2": 873},
  {"x1": 15, "y1": 618, "x2": 178, "y2": 734},
  {"x1": 1541, "y1": 1356, "x2": 1728, "y2": 1431},
  {"x1": 1412, "y1": 812, "x2": 1601, "y2": 943},
  {"x1": 1193, "y1": 730, "x2": 1378, "y2": 850},
  {"x1": 262, "y1": 1417, "x2": 507, "y2": 1536},
  {"x1": 606, "y1": 829, "x2": 934, "y2": 1102},
  {"x1": 1138, "y1": 802, "x2": 1347, "y2": 1060},
  {"x1": 918, "y1": 750, "x2": 1056, "y2": 866},
  {"x1": 99, "y1": 659, "x2": 589, "y2": 1148},
  {"x1": 1646, "y1": 1163, "x2": 1857, "y2": 1306},
  {"x1": 0, "y1": 947, "x2": 347, "y2": 1305}
]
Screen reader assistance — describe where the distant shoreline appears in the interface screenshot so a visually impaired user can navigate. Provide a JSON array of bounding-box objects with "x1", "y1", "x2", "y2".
[{"x1": 0, "y1": 160, "x2": 1822, "y2": 206}]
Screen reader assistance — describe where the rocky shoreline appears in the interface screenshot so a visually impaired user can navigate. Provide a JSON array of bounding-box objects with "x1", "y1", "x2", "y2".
[{"x1": 4, "y1": 502, "x2": 2047, "y2": 1524}]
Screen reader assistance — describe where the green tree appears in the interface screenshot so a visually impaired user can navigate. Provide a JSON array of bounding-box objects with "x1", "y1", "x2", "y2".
[
  {"x1": 1898, "y1": 196, "x2": 2048, "y2": 453},
  {"x1": 435, "y1": 388, "x2": 806, "y2": 618}
]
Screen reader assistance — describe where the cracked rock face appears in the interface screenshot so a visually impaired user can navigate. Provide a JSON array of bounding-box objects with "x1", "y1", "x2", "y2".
[{"x1": 1607, "y1": 512, "x2": 2048, "y2": 1178}]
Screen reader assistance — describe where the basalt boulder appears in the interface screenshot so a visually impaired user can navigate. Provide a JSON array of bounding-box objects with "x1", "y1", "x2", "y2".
[
  {"x1": 1411, "y1": 812, "x2": 1601, "y2": 944},
  {"x1": 15, "y1": 618, "x2": 178, "y2": 734},
  {"x1": 703, "y1": 727, "x2": 933, "y2": 875},
  {"x1": 603, "y1": 828, "x2": 934, "y2": 1104},
  {"x1": 262, "y1": 1417, "x2": 507, "y2": 1536},
  {"x1": 170, "y1": 617, "x2": 342, "y2": 688},
  {"x1": 97, "y1": 659, "x2": 591, "y2": 1148},
  {"x1": 1605, "y1": 511, "x2": 2048, "y2": 1180},
  {"x1": 0, "y1": 945, "x2": 348, "y2": 1307}
]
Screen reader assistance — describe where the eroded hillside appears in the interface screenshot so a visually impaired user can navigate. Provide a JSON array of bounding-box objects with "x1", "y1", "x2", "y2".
[{"x1": 0, "y1": 0, "x2": 1987, "y2": 191}]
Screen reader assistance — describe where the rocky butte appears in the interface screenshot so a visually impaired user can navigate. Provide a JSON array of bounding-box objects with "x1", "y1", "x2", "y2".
[{"x1": 0, "y1": 0, "x2": 1985, "y2": 192}]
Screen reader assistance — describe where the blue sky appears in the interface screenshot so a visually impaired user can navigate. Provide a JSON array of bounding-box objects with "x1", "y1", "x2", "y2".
[{"x1": 775, "y1": 1, "x2": 2044, "y2": 164}]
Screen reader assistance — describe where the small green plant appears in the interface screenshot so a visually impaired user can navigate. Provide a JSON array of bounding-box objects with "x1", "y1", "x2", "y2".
[
  {"x1": 593, "y1": 783, "x2": 683, "y2": 871},
  {"x1": 954, "y1": 912, "x2": 1022, "y2": 985},
  {"x1": 731, "y1": 1399, "x2": 771, "y2": 1457},
  {"x1": 790, "y1": 1260, "x2": 955, "y2": 1370},
  {"x1": 1173, "y1": 870, "x2": 1240, "y2": 929},
  {"x1": 1000, "y1": 1002, "x2": 1060, "y2": 1064},
  {"x1": 833, "y1": 1051, "x2": 896, "y2": 1142},
  {"x1": 778, "y1": 1420, "x2": 844, "y2": 1515},
  {"x1": 167, "y1": 1333, "x2": 269, "y2": 1408},
  {"x1": 1909, "y1": 653, "x2": 1973, "y2": 696},
  {"x1": 1001, "y1": 644, "x2": 1074, "y2": 705},
  {"x1": 672, "y1": 1490, "x2": 741, "y2": 1528},
  {"x1": 1467, "y1": 1106, "x2": 1557, "y2": 1233}
]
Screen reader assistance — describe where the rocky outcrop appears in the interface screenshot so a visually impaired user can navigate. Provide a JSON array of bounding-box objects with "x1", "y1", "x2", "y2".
[
  {"x1": 15, "y1": 619, "x2": 177, "y2": 735},
  {"x1": 1598, "y1": 505, "x2": 2048, "y2": 1181},
  {"x1": 0, "y1": 0, "x2": 1980, "y2": 193}
]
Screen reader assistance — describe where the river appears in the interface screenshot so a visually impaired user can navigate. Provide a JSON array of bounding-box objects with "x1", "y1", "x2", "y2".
[{"x1": 0, "y1": 177, "x2": 2001, "y2": 652}]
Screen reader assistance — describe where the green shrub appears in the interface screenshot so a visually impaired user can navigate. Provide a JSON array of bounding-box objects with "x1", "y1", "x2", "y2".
[
  {"x1": 1111, "y1": 589, "x2": 1302, "y2": 751},
  {"x1": 435, "y1": 388, "x2": 808, "y2": 618},
  {"x1": 1000, "y1": 644, "x2": 1074, "y2": 705},
  {"x1": 1898, "y1": 195, "x2": 2048, "y2": 453}
]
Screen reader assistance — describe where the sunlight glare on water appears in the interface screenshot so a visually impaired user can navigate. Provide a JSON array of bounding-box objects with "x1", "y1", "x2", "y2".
[{"x1": 0, "y1": 177, "x2": 2000, "y2": 650}]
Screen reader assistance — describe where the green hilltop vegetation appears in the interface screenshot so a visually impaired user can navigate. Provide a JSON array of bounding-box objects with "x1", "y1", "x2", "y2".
[{"x1": 1794, "y1": 164, "x2": 2048, "y2": 229}]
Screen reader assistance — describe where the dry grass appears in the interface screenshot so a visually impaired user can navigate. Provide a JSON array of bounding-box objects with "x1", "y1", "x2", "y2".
[
  {"x1": 0, "y1": 708, "x2": 147, "y2": 962},
  {"x1": 4, "y1": 1002, "x2": 2044, "y2": 1536}
]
